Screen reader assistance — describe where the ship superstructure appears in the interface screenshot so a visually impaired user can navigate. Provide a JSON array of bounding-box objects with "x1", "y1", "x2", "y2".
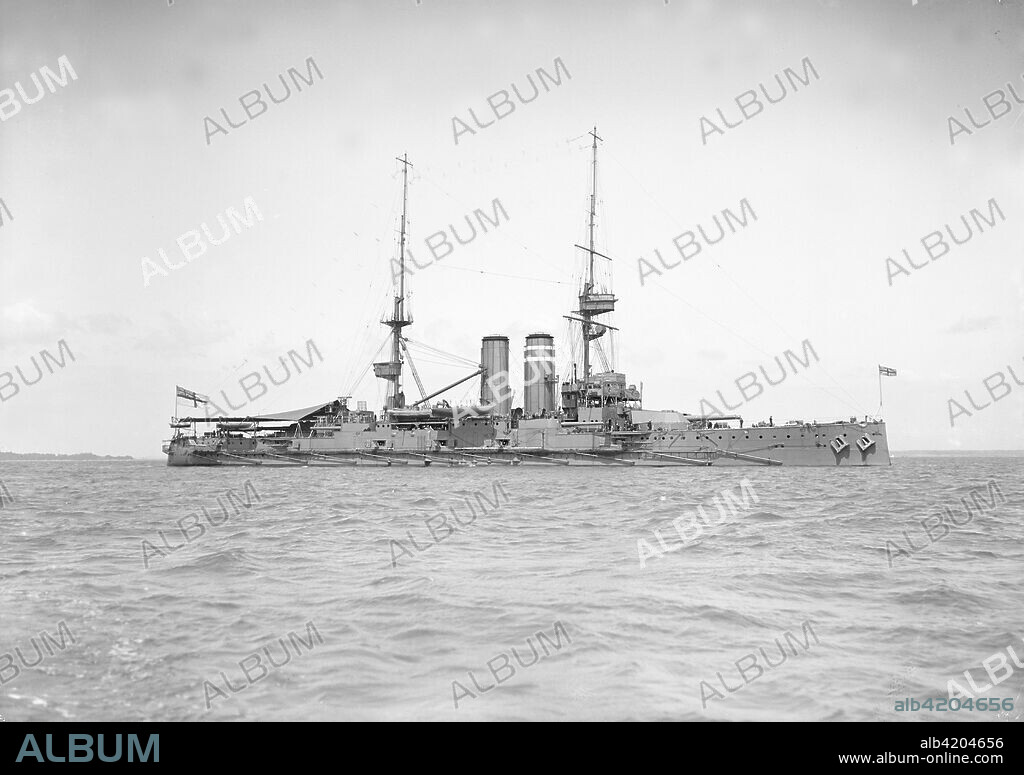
[{"x1": 165, "y1": 132, "x2": 891, "y2": 467}]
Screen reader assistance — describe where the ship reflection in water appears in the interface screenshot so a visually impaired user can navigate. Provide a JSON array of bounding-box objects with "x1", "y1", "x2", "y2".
[{"x1": 165, "y1": 133, "x2": 890, "y2": 468}]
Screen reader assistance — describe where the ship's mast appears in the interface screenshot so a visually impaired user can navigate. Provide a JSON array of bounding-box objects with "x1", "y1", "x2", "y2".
[
  {"x1": 561, "y1": 128, "x2": 623, "y2": 421},
  {"x1": 401, "y1": 158, "x2": 409, "y2": 306},
  {"x1": 567, "y1": 126, "x2": 617, "y2": 388},
  {"x1": 582, "y1": 126, "x2": 600, "y2": 382},
  {"x1": 394, "y1": 153, "x2": 410, "y2": 371},
  {"x1": 374, "y1": 154, "x2": 414, "y2": 412}
]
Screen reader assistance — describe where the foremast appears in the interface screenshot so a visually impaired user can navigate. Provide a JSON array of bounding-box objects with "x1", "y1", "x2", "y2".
[
  {"x1": 582, "y1": 127, "x2": 609, "y2": 380},
  {"x1": 562, "y1": 127, "x2": 621, "y2": 419},
  {"x1": 574, "y1": 128, "x2": 617, "y2": 379},
  {"x1": 374, "y1": 154, "x2": 414, "y2": 411}
]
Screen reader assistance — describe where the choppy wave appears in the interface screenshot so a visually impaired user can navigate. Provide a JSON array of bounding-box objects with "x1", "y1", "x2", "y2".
[{"x1": 0, "y1": 456, "x2": 1021, "y2": 721}]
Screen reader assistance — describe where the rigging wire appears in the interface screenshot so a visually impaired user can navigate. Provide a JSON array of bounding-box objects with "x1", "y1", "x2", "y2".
[
  {"x1": 651, "y1": 280, "x2": 863, "y2": 415},
  {"x1": 416, "y1": 171, "x2": 553, "y2": 269},
  {"x1": 426, "y1": 263, "x2": 571, "y2": 286},
  {"x1": 345, "y1": 334, "x2": 391, "y2": 398},
  {"x1": 347, "y1": 139, "x2": 865, "y2": 418},
  {"x1": 340, "y1": 177, "x2": 403, "y2": 396},
  {"x1": 603, "y1": 146, "x2": 868, "y2": 415},
  {"x1": 403, "y1": 337, "x2": 479, "y2": 368},
  {"x1": 403, "y1": 353, "x2": 474, "y2": 368}
]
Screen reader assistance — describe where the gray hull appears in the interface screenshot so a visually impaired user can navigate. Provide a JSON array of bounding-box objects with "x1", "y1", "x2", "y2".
[{"x1": 166, "y1": 420, "x2": 889, "y2": 467}]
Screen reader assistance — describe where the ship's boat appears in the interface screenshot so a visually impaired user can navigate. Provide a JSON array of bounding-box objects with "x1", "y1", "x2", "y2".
[
  {"x1": 164, "y1": 133, "x2": 891, "y2": 468},
  {"x1": 386, "y1": 409, "x2": 432, "y2": 422}
]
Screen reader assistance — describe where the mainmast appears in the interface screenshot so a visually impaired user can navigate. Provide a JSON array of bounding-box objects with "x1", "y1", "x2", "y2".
[
  {"x1": 398, "y1": 153, "x2": 409, "y2": 333},
  {"x1": 374, "y1": 154, "x2": 414, "y2": 411}
]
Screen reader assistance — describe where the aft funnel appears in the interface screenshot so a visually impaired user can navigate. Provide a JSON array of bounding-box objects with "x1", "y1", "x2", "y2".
[
  {"x1": 480, "y1": 336, "x2": 511, "y2": 416},
  {"x1": 524, "y1": 333, "x2": 558, "y2": 417}
]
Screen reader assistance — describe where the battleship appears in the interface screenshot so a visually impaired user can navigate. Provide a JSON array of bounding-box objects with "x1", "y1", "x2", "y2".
[{"x1": 165, "y1": 130, "x2": 891, "y2": 468}]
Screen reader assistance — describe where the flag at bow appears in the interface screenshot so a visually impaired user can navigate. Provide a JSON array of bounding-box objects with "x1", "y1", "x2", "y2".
[
  {"x1": 176, "y1": 385, "x2": 209, "y2": 407},
  {"x1": 878, "y1": 366, "x2": 897, "y2": 377}
]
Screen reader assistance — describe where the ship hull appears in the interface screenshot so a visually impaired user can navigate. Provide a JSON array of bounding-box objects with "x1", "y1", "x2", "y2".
[{"x1": 166, "y1": 420, "x2": 890, "y2": 467}]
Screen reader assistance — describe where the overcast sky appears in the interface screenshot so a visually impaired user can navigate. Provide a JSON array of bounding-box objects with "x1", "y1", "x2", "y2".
[{"x1": 1, "y1": 0, "x2": 1022, "y2": 458}]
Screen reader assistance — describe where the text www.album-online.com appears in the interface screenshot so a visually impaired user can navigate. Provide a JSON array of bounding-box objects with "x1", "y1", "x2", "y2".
[{"x1": 837, "y1": 752, "x2": 1003, "y2": 765}]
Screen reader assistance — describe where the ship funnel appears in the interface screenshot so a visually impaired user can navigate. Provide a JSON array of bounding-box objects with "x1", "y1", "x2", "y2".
[
  {"x1": 480, "y1": 336, "x2": 511, "y2": 416},
  {"x1": 524, "y1": 333, "x2": 558, "y2": 417}
]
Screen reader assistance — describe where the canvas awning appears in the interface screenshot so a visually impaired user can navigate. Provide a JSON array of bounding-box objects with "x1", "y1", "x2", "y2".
[{"x1": 179, "y1": 401, "x2": 335, "y2": 424}]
